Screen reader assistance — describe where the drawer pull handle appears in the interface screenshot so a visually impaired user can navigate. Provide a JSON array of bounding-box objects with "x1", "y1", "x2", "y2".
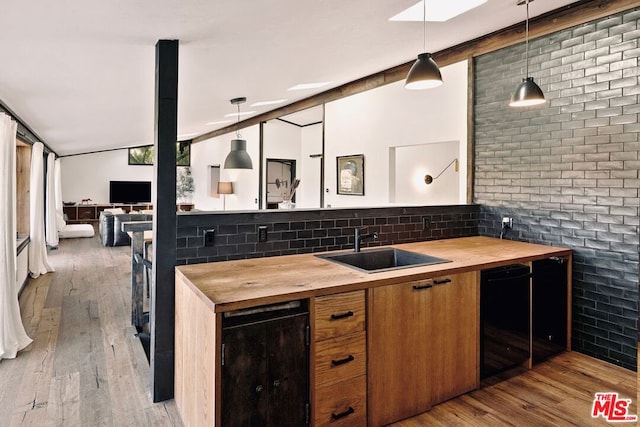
[
  {"x1": 331, "y1": 311, "x2": 354, "y2": 320},
  {"x1": 331, "y1": 355, "x2": 355, "y2": 366},
  {"x1": 413, "y1": 283, "x2": 432, "y2": 291},
  {"x1": 331, "y1": 407, "x2": 355, "y2": 420},
  {"x1": 433, "y1": 278, "x2": 452, "y2": 285}
]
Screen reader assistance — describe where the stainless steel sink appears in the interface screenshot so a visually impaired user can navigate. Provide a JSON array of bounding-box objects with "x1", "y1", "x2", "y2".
[{"x1": 316, "y1": 248, "x2": 451, "y2": 273}]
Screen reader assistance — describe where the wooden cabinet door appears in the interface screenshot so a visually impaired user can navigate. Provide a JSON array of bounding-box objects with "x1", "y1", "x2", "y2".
[
  {"x1": 429, "y1": 272, "x2": 479, "y2": 404},
  {"x1": 63, "y1": 206, "x2": 77, "y2": 221},
  {"x1": 267, "y1": 314, "x2": 309, "y2": 427},
  {"x1": 222, "y1": 322, "x2": 269, "y2": 426},
  {"x1": 222, "y1": 313, "x2": 309, "y2": 426},
  {"x1": 368, "y1": 280, "x2": 432, "y2": 427}
]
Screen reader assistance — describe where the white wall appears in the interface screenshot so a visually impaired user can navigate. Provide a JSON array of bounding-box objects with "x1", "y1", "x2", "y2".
[
  {"x1": 393, "y1": 141, "x2": 459, "y2": 205},
  {"x1": 299, "y1": 124, "x2": 322, "y2": 208},
  {"x1": 324, "y1": 60, "x2": 468, "y2": 208},
  {"x1": 60, "y1": 149, "x2": 153, "y2": 203},
  {"x1": 190, "y1": 125, "x2": 260, "y2": 211}
]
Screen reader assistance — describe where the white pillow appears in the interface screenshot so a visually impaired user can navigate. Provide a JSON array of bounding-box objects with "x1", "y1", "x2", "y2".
[
  {"x1": 140, "y1": 209, "x2": 154, "y2": 215},
  {"x1": 103, "y1": 208, "x2": 125, "y2": 215}
]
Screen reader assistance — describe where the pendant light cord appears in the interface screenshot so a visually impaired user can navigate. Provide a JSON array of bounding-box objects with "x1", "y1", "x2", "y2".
[
  {"x1": 525, "y1": 0, "x2": 530, "y2": 77},
  {"x1": 236, "y1": 102, "x2": 241, "y2": 139},
  {"x1": 422, "y1": 0, "x2": 426, "y2": 52}
]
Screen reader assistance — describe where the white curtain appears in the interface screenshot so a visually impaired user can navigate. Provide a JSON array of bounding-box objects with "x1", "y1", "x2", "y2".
[
  {"x1": 0, "y1": 113, "x2": 33, "y2": 360},
  {"x1": 28, "y1": 142, "x2": 54, "y2": 278},
  {"x1": 54, "y1": 158, "x2": 64, "y2": 231},
  {"x1": 45, "y1": 152, "x2": 59, "y2": 247}
]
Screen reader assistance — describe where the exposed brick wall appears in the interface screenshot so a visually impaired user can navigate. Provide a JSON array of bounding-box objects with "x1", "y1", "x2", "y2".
[
  {"x1": 176, "y1": 205, "x2": 478, "y2": 264},
  {"x1": 474, "y1": 9, "x2": 639, "y2": 370}
]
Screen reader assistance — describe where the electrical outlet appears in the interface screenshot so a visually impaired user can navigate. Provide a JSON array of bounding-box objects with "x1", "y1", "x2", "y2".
[
  {"x1": 422, "y1": 216, "x2": 430, "y2": 230},
  {"x1": 502, "y1": 217, "x2": 513, "y2": 229},
  {"x1": 204, "y1": 229, "x2": 215, "y2": 246},
  {"x1": 258, "y1": 225, "x2": 268, "y2": 242}
]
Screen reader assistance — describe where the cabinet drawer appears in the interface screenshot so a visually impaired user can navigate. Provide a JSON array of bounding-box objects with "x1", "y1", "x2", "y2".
[
  {"x1": 315, "y1": 331, "x2": 366, "y2": 387},
  {"x1": 77, "y1": 206, "x2": 96, "y2": 220},
  {"x1": 315, "y1": 375, "x2": 366, "y2": 427},
  {"x1": 315, "y1": 291, "x2": 365, "y2": 340}
]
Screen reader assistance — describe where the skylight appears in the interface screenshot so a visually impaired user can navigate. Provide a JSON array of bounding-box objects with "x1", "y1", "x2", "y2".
[
  {"x1": 251, "y1": 99, "x2": 288, "y2": 107},
  {"x1": 390, "y1": 0, "x2": 487, "y2": 22},
  {"x1": 288, "y1": 82, "x2": 332, "y2": 91},
  {"x1": 206, "y1": 119, "x2": 233, "y2": 126},
  {"x1": 224, "y1": 111, "x2": 256, "y2": 118}
]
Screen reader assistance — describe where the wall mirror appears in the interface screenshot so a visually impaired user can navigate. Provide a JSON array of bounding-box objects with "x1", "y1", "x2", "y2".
[
  {"x1": 189, "y1": 60, "x2": 469, "y2": 212},
  {"x1": 262, "y1": 107, "x2": 323, "y2": 209}
]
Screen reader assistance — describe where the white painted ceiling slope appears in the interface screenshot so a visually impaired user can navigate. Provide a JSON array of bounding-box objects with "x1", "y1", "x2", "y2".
[{"x1": 0, "y1": 0, "x2": 576, "y2": 156}]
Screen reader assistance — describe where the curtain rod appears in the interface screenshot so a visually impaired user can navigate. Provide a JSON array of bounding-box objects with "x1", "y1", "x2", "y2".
[{"x1": 0, "y1": 99, "x2": 56, "y2": 156}]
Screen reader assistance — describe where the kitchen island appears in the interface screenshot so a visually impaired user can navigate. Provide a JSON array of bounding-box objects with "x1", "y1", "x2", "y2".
[{"x1": 175, "y1": 236, "x2": 572, "y2": 426}]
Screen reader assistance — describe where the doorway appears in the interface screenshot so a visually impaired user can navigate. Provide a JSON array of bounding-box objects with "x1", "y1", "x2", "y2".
[{"x1": 266, "y1": 159, "x2": 296, "y2": 209}]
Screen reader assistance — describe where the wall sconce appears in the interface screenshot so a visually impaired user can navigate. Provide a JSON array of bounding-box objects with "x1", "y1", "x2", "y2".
[
  {"x1": 217, "y1": 181, "x2": 234, "y2": 210},
  {"x1": 274, "y1": 178, "x2": 288, "y2": 189},
  {"x1": 424, "y1": 158, "x2": 459, "y2": 185}
]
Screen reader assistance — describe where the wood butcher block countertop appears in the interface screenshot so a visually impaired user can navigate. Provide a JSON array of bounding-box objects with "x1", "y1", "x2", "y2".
[{"x1": 175, "y1": 236, "x2": 571, "y2": 313}]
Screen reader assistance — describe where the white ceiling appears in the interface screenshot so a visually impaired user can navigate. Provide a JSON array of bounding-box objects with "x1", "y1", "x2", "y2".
[{"x1": 0, "y1": 0, "x2": 577, "y2": 156}]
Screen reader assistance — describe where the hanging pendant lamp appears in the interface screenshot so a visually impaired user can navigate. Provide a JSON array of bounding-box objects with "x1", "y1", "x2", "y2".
[
  {"x1": 510, "y1": 0, "x2": 546, "y2": 107},
  {"x1": 405, "y1": 0, "x2": 442, "y2": 90},
  {"x1": 224, "y1": 97, "x2": 253, "y2": 169}
]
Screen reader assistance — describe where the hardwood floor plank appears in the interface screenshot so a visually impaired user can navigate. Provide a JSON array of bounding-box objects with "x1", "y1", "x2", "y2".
[
  {"x1": 10, "y1": 307, "x2": 60, "y2": 424},
  {"x1": 45, "y1": 372, "x2": 80, "y2": 427},
  {"x1": 393, "y1": 352, "x2": 636, "y2": 427},
  {"x1": 19, "y1": 274, "x2": 52, "y2": 338}
]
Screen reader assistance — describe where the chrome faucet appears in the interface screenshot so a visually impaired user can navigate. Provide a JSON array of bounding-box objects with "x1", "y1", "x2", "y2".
[{"x1": 354, "y1": 228, "x2": 378, "y2": 252}]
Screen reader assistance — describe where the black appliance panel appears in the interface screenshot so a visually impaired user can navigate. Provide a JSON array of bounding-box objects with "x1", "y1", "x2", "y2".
[{"x1": 481, "y1": 264, "x2": 531, "y2": 379}]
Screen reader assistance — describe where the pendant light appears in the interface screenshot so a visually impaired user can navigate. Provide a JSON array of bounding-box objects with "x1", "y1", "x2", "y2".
[
  {"x1": 224, "y1": 97, "x2": 253, "y2": 169},
  {"x1": 509, "y1": 0, "x2": 546, "y2": 107},
  {"x1": 405, "y1": 0, "x2": 442, "y2": 90}
]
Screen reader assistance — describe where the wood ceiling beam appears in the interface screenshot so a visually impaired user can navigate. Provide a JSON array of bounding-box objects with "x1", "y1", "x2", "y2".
[{"x1": 193, "y1": 0, "x2": 640, "y2": 144}]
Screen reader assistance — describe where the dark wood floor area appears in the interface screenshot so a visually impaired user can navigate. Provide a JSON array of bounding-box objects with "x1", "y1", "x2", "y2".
[{"x1": 0, "y1": 232, "x2": 636, "y2": 426}]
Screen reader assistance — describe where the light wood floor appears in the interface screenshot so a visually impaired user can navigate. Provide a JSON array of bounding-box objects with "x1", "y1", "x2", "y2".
[
  {"x1": 0, "y1": 233, "x2": 182, "y2": 426},
  {"x1": 0, "y1": 232, "x2": 636, "y2": 426}
]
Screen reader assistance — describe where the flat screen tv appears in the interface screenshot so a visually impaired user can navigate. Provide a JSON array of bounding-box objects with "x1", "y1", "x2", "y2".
[{"x1": 109, "y1": 181, "x2": 152, "y2": 204}]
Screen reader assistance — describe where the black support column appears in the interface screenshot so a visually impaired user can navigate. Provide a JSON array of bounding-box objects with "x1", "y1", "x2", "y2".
[{"x1": 150, "y1": 39, "x2": 178, "y2": 402}]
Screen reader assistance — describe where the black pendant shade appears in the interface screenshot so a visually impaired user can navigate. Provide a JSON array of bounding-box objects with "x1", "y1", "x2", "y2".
[
  {"x1": 510, "y1": 77, "x2": 545, "y2": 107},
  {"x1": 510, "y1": 0, "x2": 546, "y2": 107},
  {"x1": 224, "y1": 97, "x2": 253, "y2": 169},
  {"x1": 224, "y1": 139, "x2": 253, "y2": 169},
  {"x1": 405, "y1": 53, "x2": 443, "y2": 90}
]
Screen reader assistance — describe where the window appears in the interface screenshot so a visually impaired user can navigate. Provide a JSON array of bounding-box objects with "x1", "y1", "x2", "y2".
[{"x1": 128, "y1": 142, "x2": 191, "y2": 166}]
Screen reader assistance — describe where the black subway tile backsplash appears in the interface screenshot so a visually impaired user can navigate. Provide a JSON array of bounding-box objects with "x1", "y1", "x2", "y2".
[{"x1": 177, "y1": 205, "x2": 478, "y2": 267}]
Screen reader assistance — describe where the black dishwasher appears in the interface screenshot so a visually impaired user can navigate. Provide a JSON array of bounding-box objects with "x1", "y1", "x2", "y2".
[{"x1": 480, "y1": 264, "x2": 531, "y2": 379}]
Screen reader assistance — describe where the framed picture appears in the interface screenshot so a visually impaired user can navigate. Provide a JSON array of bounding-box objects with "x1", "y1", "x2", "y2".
[
  {"x1": 128, "y1": 142, "x2": 191, "y2": 166},
  {"x1": 337, "y1": 154, "x2": 364, "y2": 196}
]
